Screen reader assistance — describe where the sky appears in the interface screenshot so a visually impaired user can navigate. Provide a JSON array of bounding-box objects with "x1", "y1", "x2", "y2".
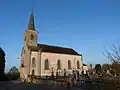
[{"x1": 0, "y1": 0, "x2": 120, "y2": 71}]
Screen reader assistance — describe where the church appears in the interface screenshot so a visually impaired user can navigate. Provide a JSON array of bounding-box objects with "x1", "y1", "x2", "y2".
[{"x1": 20, "y1": 11, "x2": 83, "y2": 80}]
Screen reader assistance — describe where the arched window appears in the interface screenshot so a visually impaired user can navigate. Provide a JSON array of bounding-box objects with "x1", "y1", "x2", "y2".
[
  {"x1": 77, "y1": 60, "x2": 80, "y2": 69},
  {"x1": 57, "y1": 60, "x2": 61, "y2": 70},
  {"x1": 68, "y1": 60, "x2": 71, "y2": 69},
  {"x1": 32, "y1": 57, "x2": 36, "y2": 67},
  {"x1": 45, "y1": 59, "x2": 49, "y2": 70},
  {"x1": 30, "y1": 34, "x2": 34, "y2": 40}
]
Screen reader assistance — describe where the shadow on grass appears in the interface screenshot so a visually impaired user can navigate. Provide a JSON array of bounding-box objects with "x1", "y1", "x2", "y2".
[{"x1": 73, "y1": 80, "x2": 120, "y2": 90}]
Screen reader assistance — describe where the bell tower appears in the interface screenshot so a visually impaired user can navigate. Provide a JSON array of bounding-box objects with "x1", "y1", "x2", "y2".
[{"x1": 24, "y1": 10, "x2": 38, "y2": 48}]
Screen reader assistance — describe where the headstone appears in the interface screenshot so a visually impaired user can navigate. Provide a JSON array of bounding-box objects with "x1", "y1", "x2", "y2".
[
  {"x1": 106, "y1": 70, "x2": 110, "y2": 75},
  {"x1": 84, "y1": 70, "x2": 86, "y2": 74}
]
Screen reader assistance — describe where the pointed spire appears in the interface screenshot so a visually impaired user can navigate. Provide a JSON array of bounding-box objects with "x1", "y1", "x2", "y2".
[{"x1": 28, "y1": 9, "x2": 35, "y2": 30}]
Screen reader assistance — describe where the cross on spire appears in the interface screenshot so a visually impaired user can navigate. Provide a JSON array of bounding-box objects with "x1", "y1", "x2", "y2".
[{"x1": 28, "y1": 9, "x2": 35, "y2": 30}]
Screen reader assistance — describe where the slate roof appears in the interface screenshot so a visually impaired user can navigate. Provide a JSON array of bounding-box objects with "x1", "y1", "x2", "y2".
[
  {"x1": 28, "y1": 10, "x2": 35, "y2": 30},
  {"x1": 28, "y1": 44, "x2": 81, "y2": 56},
  {"x1": 83, "y1": 64, "x2": 87, "y2": 66}
]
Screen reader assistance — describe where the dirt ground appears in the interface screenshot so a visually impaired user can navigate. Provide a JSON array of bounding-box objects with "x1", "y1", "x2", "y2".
[{"x1": 0, "y1": 82, "x2": 83, "y2": 90}]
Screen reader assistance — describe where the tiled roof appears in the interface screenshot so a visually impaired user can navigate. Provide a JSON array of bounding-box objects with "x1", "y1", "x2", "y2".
[{"x1": 29, "y1": 44, "x2": 81, "y2": 56}]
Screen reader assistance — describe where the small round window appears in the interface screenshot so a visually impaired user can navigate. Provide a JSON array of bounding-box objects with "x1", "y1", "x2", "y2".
[{"x1": 30, "y1": 34, "x2": 34, "y2": 40}]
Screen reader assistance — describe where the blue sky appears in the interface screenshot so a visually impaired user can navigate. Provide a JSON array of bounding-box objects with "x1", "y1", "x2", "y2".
[{"x1": 0, "y1": 0, "x2": 120, "y2": 71}]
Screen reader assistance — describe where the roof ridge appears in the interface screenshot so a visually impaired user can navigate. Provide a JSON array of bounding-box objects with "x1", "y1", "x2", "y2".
[{"x1": 38, "y1": 43, "x2": 72, "y2": 49}]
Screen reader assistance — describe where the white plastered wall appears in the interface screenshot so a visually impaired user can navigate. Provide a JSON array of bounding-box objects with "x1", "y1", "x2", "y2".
[{"x1": 40, "y1": 52, "x2": 83, "y2": 76}]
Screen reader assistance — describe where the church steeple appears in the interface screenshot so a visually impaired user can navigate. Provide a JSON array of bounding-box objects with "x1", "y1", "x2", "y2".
[{"x1": 28, "y1": 10, "x2": 35, "y2": 30}]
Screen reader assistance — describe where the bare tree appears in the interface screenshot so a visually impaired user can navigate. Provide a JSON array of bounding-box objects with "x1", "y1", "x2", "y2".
[
  {"x1": 104, "y1": 44, "x2": 120, "y2": 74},
  {"x1": 104, "y1": 44, "x2": 120, "y2": 64},
  {"x1": 102, "y1": 64, "x2": 111, "y2": 71}
]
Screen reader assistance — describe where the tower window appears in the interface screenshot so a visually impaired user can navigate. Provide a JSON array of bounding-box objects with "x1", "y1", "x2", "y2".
[
  {"x1": 24, "y1": 36, "x2": 26, "y2": 41},
  {"x1": 30, "y1": 34, "x2": 34, "y2": 40},
  {"x1": 24, "y1": 50, "x2": 25, "y2": 53}
]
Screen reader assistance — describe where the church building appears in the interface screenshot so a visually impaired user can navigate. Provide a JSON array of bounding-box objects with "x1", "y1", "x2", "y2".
[{"x1": 20, "y1": 12, "x2": 83, "y2": 80}]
